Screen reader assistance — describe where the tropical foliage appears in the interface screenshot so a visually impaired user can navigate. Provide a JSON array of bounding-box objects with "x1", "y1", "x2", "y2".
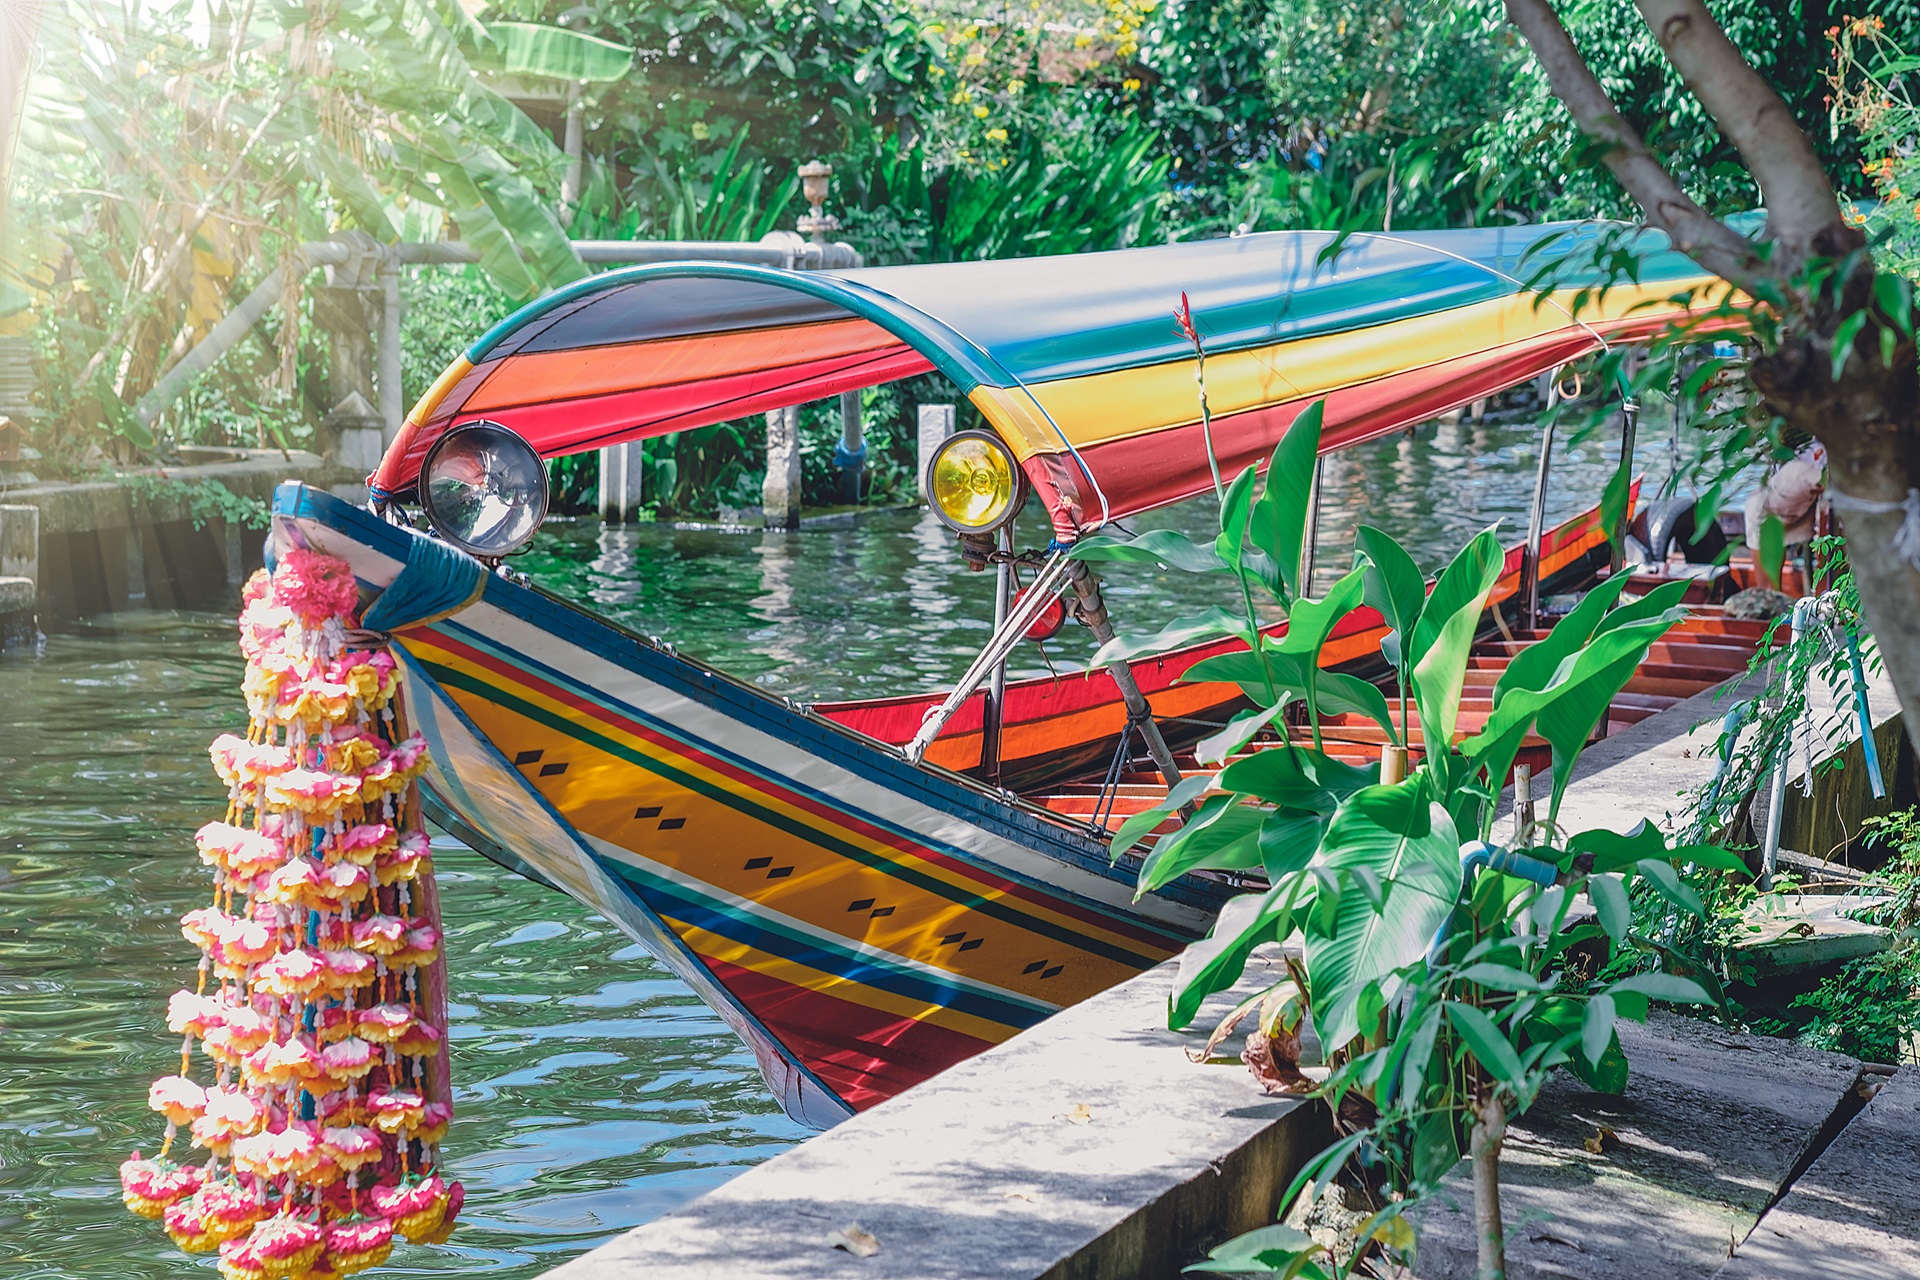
[{"x1": 1076, "y1": 399, "x2": 1746, "y2": 1273}]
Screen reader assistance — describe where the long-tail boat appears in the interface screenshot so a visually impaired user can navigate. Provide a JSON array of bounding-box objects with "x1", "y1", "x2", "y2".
[{"x1": 270, "y1": 224, "x2": 1753, "y2": 1126}]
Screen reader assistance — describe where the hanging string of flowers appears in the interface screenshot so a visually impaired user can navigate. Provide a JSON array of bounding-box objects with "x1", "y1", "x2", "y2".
[{"x1": 121, "y1": 549, "x2": 462, "y2": 1279}]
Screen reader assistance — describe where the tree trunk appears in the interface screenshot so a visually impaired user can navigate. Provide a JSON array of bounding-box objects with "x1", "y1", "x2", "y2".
[{"x1": 1471, "y1": 1090, "x2": 1508, "y2": 1280}]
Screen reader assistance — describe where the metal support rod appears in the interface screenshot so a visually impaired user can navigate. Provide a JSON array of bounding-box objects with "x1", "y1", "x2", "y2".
[
  {"x1": 1610, "y1": 400, "x2": 1639, "y2": 574},
  {"x1": 379, "y1": 253, "x2": 404, "y2": 444},
  {"x1": 1065, "y1": 560, "x2": 1184, "y2": 790},
  {"x1": 1759, "y1": 597, "x2": 1814, "y2": 889},
  {"x1": 1302, "y1": 454, "x2": 1325, "y2": 596},
  {"x1": 1523, "y1": 415, "x2": 1557, "y2": 631},
  {"x1": 983, "y1": 527, "x2": 1013, "y2": 786}
]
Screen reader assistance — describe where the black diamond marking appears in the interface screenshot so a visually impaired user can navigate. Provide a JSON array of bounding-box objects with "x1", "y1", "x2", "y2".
[
  {"x1": 513, "y1": 749, "x2": 544, "y2": 766},
  {"x1": 848, "y1": 898, "x2": 875, "y2": 912},
  {"x1": 1041, "y1": 965, "x2": 1064, "y2": 979},
  {"x1": 744, "y1": 857, "x2": 772, "y2": 870},
  {"x1": 766, "y1": 866, "x2": 794, "y2": 879},
  {"x1": 869, "y1": 906, "x2": 895, "y2": 918},
  {"x1": 940, "y1": 931, "x2": 967, "y2": 946},
  {"x1": 633, "y1": 805, "x2": 662, "y2": 820},
  {"x1": 658, "y1": 817, "x2": 686, "y2": 830},
  {"x1": 538, "y1": 762, "x2": 568, "y2": 777},
  {"x1": 1023, "y1": 960, "x2": 1047, "y2": 975},
  {"x1": 959, "y1": 938, "x2": 983, "y2": 952}
]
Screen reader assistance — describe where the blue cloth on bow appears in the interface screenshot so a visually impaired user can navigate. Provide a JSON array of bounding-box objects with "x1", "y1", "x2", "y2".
[{"x1": 360, "y1": 533, "x2": 487, "y2": 633}]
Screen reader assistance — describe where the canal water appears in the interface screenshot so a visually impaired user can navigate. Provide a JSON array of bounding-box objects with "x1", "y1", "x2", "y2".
[{"x1": 0, "y1": 412, "x2": 1649, "y2": 1278}]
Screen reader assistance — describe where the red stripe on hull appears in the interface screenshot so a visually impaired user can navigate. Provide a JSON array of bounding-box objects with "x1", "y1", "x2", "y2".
[{"x1": 703, "y1": 957, "x2": 996, "y2": 1110}]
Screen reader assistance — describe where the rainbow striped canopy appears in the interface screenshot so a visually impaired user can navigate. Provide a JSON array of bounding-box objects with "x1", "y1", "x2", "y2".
[{"x1": 372, "y1": 223, "x2": 1734, "y2": 537}]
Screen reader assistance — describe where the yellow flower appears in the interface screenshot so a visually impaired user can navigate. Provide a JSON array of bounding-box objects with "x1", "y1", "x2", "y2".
[
  {"x1": 690, "y1": 121, "x2": 709, "y2": 140},
  {"x1": 930, "y1": 65, "x2": 946, "y2": 78},
  {"x1": 965, "y1": 51, "x2": 985, "y2": 65},
  {"x1": 985, "y1": 127, "x2": 1008, "y2": 142},
  {"x1": 952, "y1": 88, "x2": 972, "y2": 104},
  {"x1": 974, "y1": 104, "x2": 990, "y2": 118},
  {"x1": 1075, "y1": 32, "x2": 1093, "y2": 47},
  {"x1": 1122, "y1": 77, "x2": 1141, "y2": 92},
  {"x1": 1007, "y1": 78, "x2": 1026, "y2": 94}
]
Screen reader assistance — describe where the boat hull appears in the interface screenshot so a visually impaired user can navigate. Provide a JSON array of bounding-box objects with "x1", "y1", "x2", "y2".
[{"x1": 273, "y1": 483, "x2": 1228, "y2": 1125}]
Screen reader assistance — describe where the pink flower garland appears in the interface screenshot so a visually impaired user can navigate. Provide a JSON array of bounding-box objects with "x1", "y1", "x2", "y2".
[{"x1": 124, "y1": 553, "x2": 462, "y2": 1275}]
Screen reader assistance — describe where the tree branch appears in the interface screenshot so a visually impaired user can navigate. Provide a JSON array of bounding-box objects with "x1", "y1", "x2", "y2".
[
  {"x1": 1633, "y1": 0, "x2": 1853, "y2": 266},
  {"x1": 1503, "y1": 0, "x2": 1763, "y2": 286}
]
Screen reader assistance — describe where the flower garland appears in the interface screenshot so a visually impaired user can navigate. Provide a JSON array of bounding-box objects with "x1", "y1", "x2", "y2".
[{"x1": 122, "y1": 550, "x2": 463, "y2": 1279}]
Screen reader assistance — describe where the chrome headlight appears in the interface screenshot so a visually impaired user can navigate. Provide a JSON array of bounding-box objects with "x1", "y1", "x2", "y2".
[
  {"x1": 420, "y1": 421, "x2": 549, "y2": 559},
  {"x1": 925, "y1": 430, "x2": 1026, "y2": 534}
]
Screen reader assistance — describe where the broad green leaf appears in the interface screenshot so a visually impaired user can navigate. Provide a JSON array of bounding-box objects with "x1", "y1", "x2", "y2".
[
  {"x1": 1456, "y1": 962, "x2": 1543, "y2": 992},
  {"x1": 1605, "y1": 971, "x2": 1713, "y2": 1005},
  {"x1": 1582, "y1": 993, "x2": 1616, "y2": 1068},
  {"x1": 1184, "y1": 649, "x2": 1397, "y2": 739},
  {"x1": 1305, "y1": 778, "x2": 1463, "y2": 1048},
  {"x1": 1355, "y1": 525, "x2": 1426, "y2": 675},
  {"x1": 1445, "y1": 1000, "x2": 1528, "y2": 1087},
  {"x1": 1567, "y1": 821, "x2": 1668, "y2": 874},
  {"x1": 1601, "y1": 453, "x2": 1632, "y2": 559},
  {"x1": 1273, "y1": 568, "x2": 1367, "y2": 658},
  {"x1": 1109, "y1": 773, "x2": 1216, "y2": 858},
  {"x1": 1635, "y1": 858, "x2": 1706, "y2": 918},
  {"x1": 1760, "y1": 513, "x2": 1786, "y2": 587},
  {"x1": 1069, "y1": 529, "x2": 1230, "y2": 575},
  {"x1": 1195, "y1": 704, "x2": 1289, "y2": 766},
  {"x1": 1197, "y1": 1223, "x2": 1316, "y2": 1264},
  {"x1": 1091, "y1": 606, "x2": 1246, "y2": 666},
  {"x1": 1491, "y1": 574, "x2": 1633, "y2": 704},
  {"x1": 1170, "y1": 881, "x2": 1302, "y2": 1029},
  {"x1": 1221, "y1": 746, "x2": 1378, "y2": 815},
  {"x1": 1413, "y1": 1110, "x2": 1461, "y2": 1189},
  {"x1": 1527, "y1": 997, "x2": 1628, "y2": 1092},
  {"x1": 481, "y1": 22, "x2": 634, "y2": 81},
  {"x1": 1249, "y1": 400, "x2": 1325, "y2": 602},
  {"x1": 1408, "y1": 528, "x2": 1504, "y2": 750},
  {"x1": 1587, "y1": 872, "x2": 1631, "y2": 941},
  {"x1": 1213, "y1": 465, "x2": 1259, "y2": 575},
  {"x1": 1390, "y1": 998, "x2": 1444, "y2": 1107},
  {"x1": 1259, "y1": 808, "x2": 1329, "y2": 878},
  {"x1": 1137, "y1": 797, "x2": 1265, "y2": 896}
]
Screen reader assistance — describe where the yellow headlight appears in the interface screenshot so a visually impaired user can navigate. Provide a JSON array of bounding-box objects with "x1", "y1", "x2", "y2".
[{"x1": 927, "y1": 430, "x2": 1023, "y2": 533}]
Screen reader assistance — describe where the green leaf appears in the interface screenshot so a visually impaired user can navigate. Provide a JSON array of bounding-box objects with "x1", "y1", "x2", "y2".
[
  {"x1": 1221, "y1": 747, "x2": 1378, "y2": 816},
  {"x1": 1259, "y1": 808, "x2": 1330, "y2": 878},
  {"x1": 1605, "y1": 971, "x2": 1713, "y2": 1005},
  {"x1": 1408, "y1": 528, "x2": 1505, "y2": 749},
  {"x1": 480, "y1": 21, "x2": 634, "y2": 81},
  {"x1": 1183, "y1": 650, "x2": 1396, "y2": 737},
  {"x1": 1249, "y1": 400, "x2": 1325, "y2": 601},
  {"x1": 1582, "y1": 993, "x2": 1616, "y2": 1068},
  {"x1": 1069, "y1": 529, "x2": 1230, "y2": 575},
  {"x1": 1170, "y1": 881, "x2": 1301, "y2": 1029},
  {"x1": 1355, "y1": 525, "x2": 1426, "y2": 674},
  {"x1": 1875, "y1": 271, "x2": 1914, "y2": 338},
  {"x1": 1214, "y1": 465, "x2": 1259, "y2": 575},
  {"x1": 1830, "y1": 309, "x2": 1869, "y2": 381},
  {"x1": 1305, "y1": 778, "x2": 1463, "y2": 1048},
  {"x1": 1091, "y1": 606, "x2": 1246, "y2": 666},
  {"x1": 1413, "y1": 1111, "x2": 1461, "y2": 1189},
  {"x1": 1198, "y1": 1223, "x2": 1316, "y2": 1264},
  {"x1": 1446, "y1": 1000, "x2": 1528, "y2": 1087},
  {"x1": 1635, "y1": 858, "x2": 1706, "y2": 918},
  {"x1": 1393, "y1": 998, "x2": 1444, "y2": 1106},
  {"x1": 1588, "y1": 872, "x2": 1631, "y2": 942},
  {"x1": 1273, "y1": 568, "x2": 1368, "y2": 661},
  {"x1": 1760, "y1": 513, "x2": 1785, "y2": 588},
  {"x1": 1109, "y1": 773, "x2": 1216, "y2": 858},
  {"x1": 1137, "y1": 797, "x2": 1265, "y2": 895},
  {"x1": 1456, "y1": 962, "x2": 1543, "y2": 992},
  {"x1": 1568, "y1": 820, "x2": 1669, "y2": 874},
  {"x1": 1195, "y1": 705, "x2": 1289, "y2": 766}
]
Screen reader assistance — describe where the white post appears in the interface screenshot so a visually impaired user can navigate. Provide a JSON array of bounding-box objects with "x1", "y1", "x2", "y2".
[
  {"x1": 561, "y1": 82, "x2": 585, "y2": 216},
  {"x1": 835, "y1": 390, "x2": 865, "y2": 503},
  {"x1": 598, "y1": 440, "x2": 645, "y2": 524},
  {"x1": 763, "y1": 405, "x2": 802, "y2": 529},
  {"x1": 917, "y1": 403, "x2": 956, "y2": 502}
]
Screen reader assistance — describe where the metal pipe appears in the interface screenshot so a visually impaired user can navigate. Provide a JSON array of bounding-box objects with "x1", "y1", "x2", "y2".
[
  {"x1": 1302, "y1": 453, "x2": 1325, "y2": 596},
  {"x1": 1611, "y1": 399, "x2": 1638, "y2": 574},
  {"x1": 1760, "y1": 596, "x2": 1815, "y2": 888},
  {"x1": 904, "y1": 552, "x2": 1073, "y2": 764},
  {"x1": 379, "y1": 253, "x2": 404, "y2": 444},
  {"x1": 983, "y1": 527, "x2": 1013, "y2": 786},
  {"x1": 1064, "y1": 560, "x2": 1184, "y2": 790},
  {"x1": 1523, "y1": 396, "x2": 1558, "y2": 631}
]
